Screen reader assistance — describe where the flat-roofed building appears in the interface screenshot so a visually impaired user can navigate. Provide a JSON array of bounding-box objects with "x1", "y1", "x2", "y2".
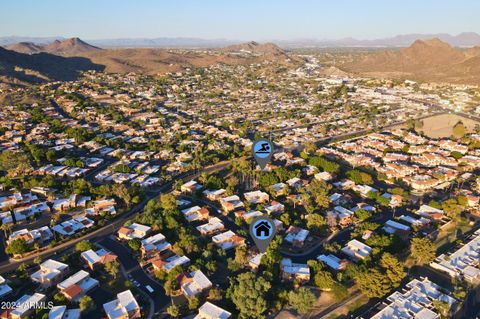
[
  {"x1": 117, "y1": 223, "x2": 151, "y2": 240},
  {"x1": 180, "y1": 270, "x2": 213, "y2": 298},
  {"x1": 341, "y1": 239, "x2": 372, "y2": 261},
  {"x1": 280, "y1": 258, "x2": 310, "y2": 283},
  {"x1": 81, "y1": 249, "x2": 118, "y2": 270},
  {"x1": 48, "y1": 306, "x2": 81, "y2": 319},
  {"x1": 103, "y1": 290, "x2": 141, "y2": 319},
  {"x1": 31, "y1": 259, "x2": 69, "y2": 288},
  {"x1": 368, "y1": 277, "x2": 456, "y2": 319},
  {"x1": 194, "y1": 302, "x2": 231, "y2": 319},
  {"x1": 9, "y1": 293, "x2": 46, "y2": 319},
  {"x1": 317, "y1": 254, "x2": 349, "y2": 271},
  {"x1": 57, "y1": 270, "x2": 99, "y2": 302},
  {"x1": 430, "y1": 229, "x2": 480, "y2": 282}
]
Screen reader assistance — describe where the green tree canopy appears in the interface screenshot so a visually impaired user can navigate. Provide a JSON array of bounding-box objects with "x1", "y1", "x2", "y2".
[
  {"x1": 288, "y1": 287, "x2": 316, "y2": 315},
  {"x1": 228, "y1": 272, "x2": 271, "y2": 319}
]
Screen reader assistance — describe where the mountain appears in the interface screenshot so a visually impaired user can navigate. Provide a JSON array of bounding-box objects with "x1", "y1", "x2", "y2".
[
  {"x1": 0, "y1": 36, "x2": 64, "y2": 46},
  {"x1": 87, "y1": 37, "x2": 235, "y2": 48},
  {"x1": 340, "y1": 38, "x2": 480, "y2": 84},
  {"x1": 5, "y1": 42, "x2": 43, "y2": 54},
  {"x1": 0, "y1": 46, "x2": 104, "y2": 85},
  {"x1": 43, "y1": 37, "x2": 102, "y2": 54},
  {"x1": 221, "y1": 41, "x2": 286, "y2": 55},
  {"x1": 3, "y1": 38, "x2": 102, "y2": 55}
]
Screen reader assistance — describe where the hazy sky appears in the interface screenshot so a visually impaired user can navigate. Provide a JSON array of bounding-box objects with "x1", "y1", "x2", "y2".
[{"x1": 1, "y1": 0, "x2": 479, "y2": 40}]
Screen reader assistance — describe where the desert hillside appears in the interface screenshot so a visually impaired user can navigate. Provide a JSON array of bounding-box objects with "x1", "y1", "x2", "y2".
[{"x1": 340, "y1": 38, "x2": 480, "y2": 84}]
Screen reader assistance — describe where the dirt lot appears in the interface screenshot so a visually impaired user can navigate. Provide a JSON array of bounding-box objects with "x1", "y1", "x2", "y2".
[{"x1": 414, "y1": 113, "x2": 479, "y2": 138}]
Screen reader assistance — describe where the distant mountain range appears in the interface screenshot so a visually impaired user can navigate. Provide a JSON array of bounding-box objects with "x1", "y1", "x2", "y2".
[
  {"x1": 341, "y1": 38, "x2": 480, "y2": 84},
  {"x1": 1, "y1": 32, "x2": 480, "y2": 48},
  {"x1": 5, "y1": 37, "x2": 101, "y2": 54}
]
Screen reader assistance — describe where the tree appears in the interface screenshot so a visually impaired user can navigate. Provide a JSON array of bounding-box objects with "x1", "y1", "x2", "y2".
[
  {"x1": 5, "y1": 238, "x2": 30, "y2": 255},
  {"x1": 356, "y1": 268, "x2": 391, "y2": 298},
  {"x1": 34, "y1": 256, "x2": 42, "y2": 265},
  {"x1": 410, "y1": 237, "x2": 436, "y2": 265},
  {"x1": 79, "y1": 295, "x2": 95, "y2": 313},
  {"x1": 234, "y1": 245, "x2": 248, "y2": 266},
  {"x1": 159, "y1": 193, "x2": 178, "y2": 211},
  {"x1": 261, "y1": 236, "x2": 282, "y2": 272},
  {"x1": 380, "y1": 253, "x2": 406, "y2": 288},
  {"x1": 105, "y1": 260, "x2": 120, "y2": 279},
  {"x1": 442, "y1": 198, "x2": 464, "y2": 221},
  {"x1": 347, "y1": 169, "x2": 373, "y2": 185},
  {"x1": 307, "y1": 213, "x2": 327, "y2": 233},
  {"x1": 188, "y1": 296, "x2": 200, "y2": 310},
  {"x1": 288, "y1": 287, "x2": 316, "y2": 315},
  {"x1": 75, "y1": 240, "x2": 93, "y2": 252},
  {"x1": 207, "y1": 287, "x2": 223, "y2": 301},
  {"x1": 355, "y1": 209, "x2": 372, "y2": 221},
  {"x1": 306, "y1": 179, "x2": 332, "y2": 209},
  {"x1": 128, "y1": 239, "x2": 141, "y2": 251},
  {"x1": 452, "y1": 121, "x2": 466, "y2": 139},
  {"x1": 166, "y1": 304, "x2": 180, "y2": 318},
  {"x1": 228, "y1": 272, "x2": 271, "y2": 319},
  {"x1": 314, "y1": 270, "x2": 335, "y2": 291}
]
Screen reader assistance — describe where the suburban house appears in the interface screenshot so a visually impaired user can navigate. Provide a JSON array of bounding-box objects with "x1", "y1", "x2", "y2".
[
  {"x1": 280, "y1": 258, "x2": 310, "y2": 283},
  {"x1": 140, "y1": 233, "x2": 171, "y2": 258},
  {"x1": 341, "y1": 239, "x2": 372, "y2": 261},
  {"x1": 196, "y1": 217, "x2": 225, "y2": 236},
  {"x1": 6, "y1": 293, "x2": 46, "y2": 319},
  {"x1": 48, "y1": 306, "x2": 81, "y2": 319},
  {"x1": 7, "y1": 226, "x2": 53, "y2": 245},
  {"x1": 194, "y1": 302, "x2": 231, "y2": 319},
  {"x1": 150, "y1": 255, "x2": 191, "y2": 273},
  {"x1": 181, "y1": 206, "x2": 210, "y2": 222},
  {"x1": 117, "y1": 223, "x2": 151, "y2": 240},
  {"x1": 284, "y1": 226, "x2": 309, "y2": 247},
  {"x1": 430, "y1": 229, "x2": 480, "y2": 282},
  {"x1": 103, "y1": 290, "x2": 141, "y2": 319},
  {"x1": 181, "y1": 180, "x2": 203, "y2": 193},
  {"x1": 317, "y1": 254, "x2": 349, "y2": 271},
  {"x1": 219, "y1": 195, "x2": 244, "y2": 213},
  {"x1": 0, "y1": 276, "x2": 12, "y2": 299},
  {"x1": 212, "y1": 230, "x2": 245, "y2": 250},
  {"x1": 30, "y1": 259, "x2": 69, "y2": 288},
  {"x1": 243, "y1": 190, "x2": 270, "y2": 204},
  {"x1": 81, "y1": 249, "x2": 118, "y2": 270},
  {"x1": 382, "y1": 220, "x2": 411, "y2": 236},
  {"x1": 57, "y1": 270, "x2": 99, "y2": 301},
  {"x1": 180, "y1": 270, "x2": 213, "y2": 298},
  {"x1": 368, "y1": 278, "x2": 456, "y2": 319}
]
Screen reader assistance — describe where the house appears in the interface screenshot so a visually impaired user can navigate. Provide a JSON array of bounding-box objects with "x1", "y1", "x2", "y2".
[
  {"x1": 270, "y1": 183, "x2": 287, "y2": 196},
  {"x1": 31, "y1": 259, "x2": 69, "y2": 288},
  {"x1": 118, "y1": 223, "x2": 151, "y2": 240},
  {"x1": 181, "y1": 206, "x2": 210, "y2": 222},
  {"x1": 219, "y1": 195, "x2": 244, "y2": 213},
  {"x1": 0, "y1": 276, "x2": 12, "y2": 299},
  {"x1": 180, "y1": 270, "x2": 213, "y2": 298},
  {"x1": 341, "y1": 239, "x2": 372, "y2": 261},
  {"x1": 416, "y1": 205, "x2": 445, "y2": 220},
  {"x1": 194, "y1": 302, "x2": 231, "y2": 319},
  {"x1": 181, "y1": 180, "x2": 203, "y2": 193},
  {"x1": 52, "y1": 216, "x2": 94, "y2": 236},
  {"x1": 103, "y1": 290, "x2": 141, "y2": 319},
  {"x1": 280, "y1": 258, "x2": 310, "y2": 283},
  {"x1": 248, "y1": 253, "x2": 265, "y2": 272},
  {"x1": 284, "y1": 226, "x2": 309, "y2": 247},
  {"x1": 399, "y1": 214, "x2": 431, "y2": 228},
  {"x1": 212, "y1": 230, "x2": 245, "y2": 250},
  {"x1": 8, "y1": 293, "x2": 46, "y2": 319},
  {"x1": 430, "y1": 229, "x2": 480, "y2": 282},
  {"x1": 317, "y1": 254, "x2": 349, "y2": 271},
  {"x1": 140, "y1": 233, "x2": 171, "y2": 258},
  {"x1": 264, "y1": 201, "x2": 285, "y2": 215},
  {"x1": 196, "y1": 217, "x2": 225, "y2": 236},
  {"x1": 369, "y1": 278, "x2": 456, "y2": 319},
  {"x1": 48, "y1": 306, "x2": 81, "y2": 319},
  {"x1": 244, "y1": 190, "x2": 270, "y2": 204},
  {"x1": 203, "y1": 189, "x2": 226, "y2": 201},
  {"x1": 57, "y1": 270, "x2": 99, "y2": 301},
  {"x1": 7, "y1": 226, "x2": 53, "y2": 245},
  {"x1": 382, "y1": 220, "x2": 411, "y2": 236},
  {"x1": 314, "y1": 171, "x2": 333, "y2": 181},
  {"x1": 353, "y1": 184, "x2": 378, "y2": 197},
  {"x1": 150, "y1": 255, "x2": 191, "y2": 273},
  {"x1": 81, "y1": 249, "x2": 118, "y2": 270},
  {"x1": 333, "y1": 179, "x2": 355, "y2": 190}
]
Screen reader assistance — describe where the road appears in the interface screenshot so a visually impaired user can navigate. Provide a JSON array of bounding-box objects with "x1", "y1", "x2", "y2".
[{"x1": 99, "y1": 237, "x2": 169, "y2": 316}]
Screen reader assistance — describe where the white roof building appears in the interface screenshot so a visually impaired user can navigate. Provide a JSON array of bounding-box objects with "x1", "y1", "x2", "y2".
[
  {"x1": 369, "y1": 277, "x2": 456, "y2": 319},
  {"x1": 181, "y1": 270, "x2": 213, "y2": 298},
  {"x1": 430, "y1": 229, "x2": 480, "y2": 282},
  {"x1": 103, "y1": 290, "x2": 141, "y2": 319},
  {"x1": 0, "y1": 275, "x2": 12, "y2": 299},
  {"x1": 10, "y1": 293, "x2": 46, "y2": 319},
  {"x1": 48, "y1": 306, "x2": 81, "y2": 319},
  {"x1": 342, "y1": 239, "x2": 372, "y2": 261},
  {"x1": 194, "y1": 302, "x2": 231, "y2": 319},
  {"x1": 31, "y1": 259, "x2": 69, "y2": 287}
]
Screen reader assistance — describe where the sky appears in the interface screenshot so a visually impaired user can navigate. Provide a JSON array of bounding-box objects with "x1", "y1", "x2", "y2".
[{"x1": 1, "y1": 0, "x2": 479, "y2": 40}]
